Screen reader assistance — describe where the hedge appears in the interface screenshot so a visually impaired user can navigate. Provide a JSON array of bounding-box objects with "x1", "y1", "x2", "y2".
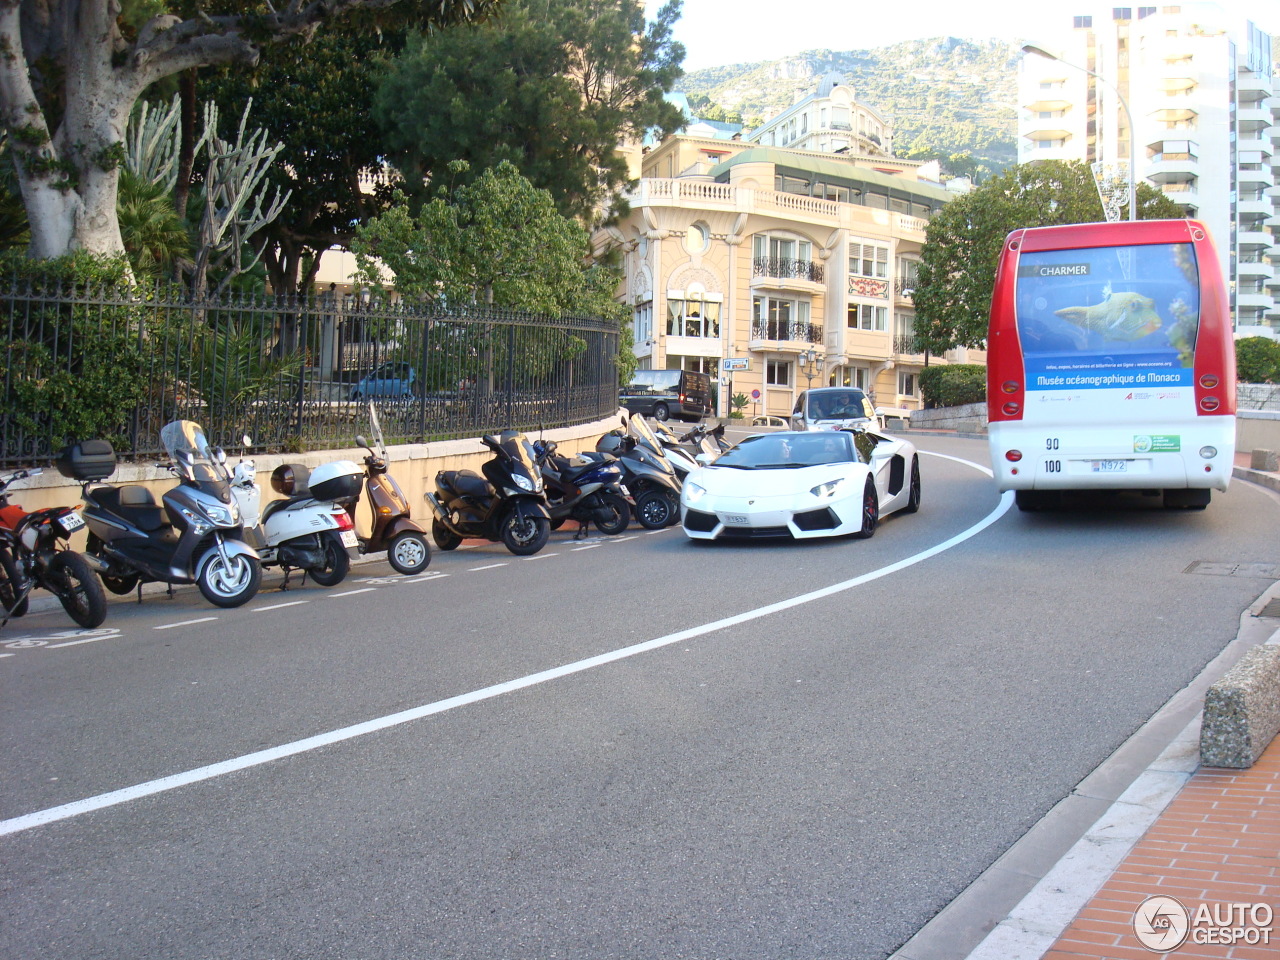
[{"x1": 919, "y1": 364, "x2": 987, "y2": 409}]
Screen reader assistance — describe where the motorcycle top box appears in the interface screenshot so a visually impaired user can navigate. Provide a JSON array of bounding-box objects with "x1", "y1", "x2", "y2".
[
  {"x1": 307, "y1": 461, "x2": 363, "y2": 502},
  {"x1": 55, "y1": 440, "x2": 117, "y2": 482}
]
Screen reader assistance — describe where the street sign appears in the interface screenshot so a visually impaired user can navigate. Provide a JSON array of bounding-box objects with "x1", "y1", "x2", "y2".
[
  {"x1": 722, "y1": 357, "x2": 750, "y2": 372},
  {"x1": 750, "y1": 389, "x2": 761, "y2": 400}
]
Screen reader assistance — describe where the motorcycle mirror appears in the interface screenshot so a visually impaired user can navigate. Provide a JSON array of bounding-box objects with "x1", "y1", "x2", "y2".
[
  {"x1": 355, "y1": 435, "x2": 368, "y2": 448},
  {"x1": 241, "y1": 434, "x2": 252, "y2": 447}
]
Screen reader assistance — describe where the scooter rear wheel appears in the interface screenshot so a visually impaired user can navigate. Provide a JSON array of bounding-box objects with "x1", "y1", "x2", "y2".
[
  {"x1": 432, "y1": 520, "x2": 463, "y2": 552},
  {"x1": 594, "y1": 493, "x2": 630, "y2": 535},
  {"x1": 198, "y1": 551, "x2": 262, "y2": 608},
  {"x1": 308, "y1": 532, "x2": 351, "y2": 587},
  {"x1": 47, "y1": 552, "x2": 108, "y2": 628},
  {"x1": 388, "y1": 531, "x2": 431, "y2": 574}
]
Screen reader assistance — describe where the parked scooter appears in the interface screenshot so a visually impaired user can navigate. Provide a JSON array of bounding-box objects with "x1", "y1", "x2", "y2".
[
  {"x1": 648, "y1": 420, "x2": 700, "y2": 479},
  {"x1": 425, "y1": 429, "x2": 553, "y2": 556},
  {"x1": 581, "y1": 416, "x2": 683, "y2": 529},
  {"x1": 532, "y1": 439, "x2": 630, "y2": 539},
  {"x1": 679, "y1": 422, "x2": 731, "y2": 459},
  {"x1": 348, "y1": 406, "x2": 431, "y2": 575},
  {"x1": 230, "y1": 448, "x2": 362, "y2": 589},
  {"x1": 69, "y1": 421, "x2": 263, "y2": 608},
  {"x1": 0, "y1": 468, "x2": 108, "y2": 628}
]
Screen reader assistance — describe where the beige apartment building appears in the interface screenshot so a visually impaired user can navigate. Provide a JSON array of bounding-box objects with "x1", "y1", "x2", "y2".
[{"x1": 597, "y1": 133, "x2": 979, "y2": 421}]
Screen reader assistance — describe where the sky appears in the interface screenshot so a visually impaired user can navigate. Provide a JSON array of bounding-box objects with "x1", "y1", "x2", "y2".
[{"x1": 645, "y1": 0, "x2": 1280, "y2": 72}]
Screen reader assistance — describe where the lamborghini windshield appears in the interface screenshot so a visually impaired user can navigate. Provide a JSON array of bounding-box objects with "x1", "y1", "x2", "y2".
[{"x1": 713, "y1": 432, "x2": 854, "y2": 469}]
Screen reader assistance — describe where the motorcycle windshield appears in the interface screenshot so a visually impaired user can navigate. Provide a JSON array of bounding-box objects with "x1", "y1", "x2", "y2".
[
  {"x1": 160, "y1": 420, "x2": 225, "y2": 486},
  {"x1": 629, "y1": 416, "x2": 665, "y2": 456},
  {"x1": 499, "y1": 431, "x2": 540, "y2": 480}
]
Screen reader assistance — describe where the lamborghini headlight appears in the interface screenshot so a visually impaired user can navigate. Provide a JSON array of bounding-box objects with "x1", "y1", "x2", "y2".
[
  {"x1": 684, "y1": 480, "x2": 708, "y2": 503},
  {"x1": 810, "y1": 478, "x2": 848, "y2": 500}
]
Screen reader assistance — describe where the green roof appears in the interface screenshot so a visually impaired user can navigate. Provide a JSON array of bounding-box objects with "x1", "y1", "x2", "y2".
[{"x1": 710, "y1": 147, "x2": 953, "y2": 204}]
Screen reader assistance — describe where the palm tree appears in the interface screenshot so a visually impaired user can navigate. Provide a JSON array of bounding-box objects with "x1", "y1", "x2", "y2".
[{"x1": 117, "y1": 168, "x2": 192, "y2": 280}]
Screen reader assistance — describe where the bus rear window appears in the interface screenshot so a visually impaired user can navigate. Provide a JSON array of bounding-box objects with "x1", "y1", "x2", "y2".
[{"x1": 1014, "y1": 242, "x2": 1199, "y2": 390}]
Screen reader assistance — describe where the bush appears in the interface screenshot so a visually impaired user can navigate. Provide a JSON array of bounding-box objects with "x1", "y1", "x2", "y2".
[
  {"x1": 1, "y1": 251, "x2": 149, "y2": 458},
  {"x1": 1236, "y1": 336, "x2": 1280, "y2": 384},
  {"x1": 919, "y1": 364, "x2": 987, "y2": 408}
]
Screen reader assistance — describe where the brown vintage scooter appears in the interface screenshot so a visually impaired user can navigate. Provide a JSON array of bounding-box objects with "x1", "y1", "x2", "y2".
[{"x1": 346, "y1": 406, "x2": 431, "y2": 575}]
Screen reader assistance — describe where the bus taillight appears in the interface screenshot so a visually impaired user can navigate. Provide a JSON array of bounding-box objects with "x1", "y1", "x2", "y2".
[
  {"x1": 1199, "y1": 396, "x2": 1220, "y2": 412},
  {"x1": 1198, "y1": 374, "x2": 1220, "y2": 389},
  {"x1": 1002, "y1": 381, "x2": 1020, "y2": 394},
  {"x1": 1002, "y1": 402, "x2": 1020, "y2": 416},
  {"x1": 1005, "y1": 450, "x2": 1022, "y2": 462}
]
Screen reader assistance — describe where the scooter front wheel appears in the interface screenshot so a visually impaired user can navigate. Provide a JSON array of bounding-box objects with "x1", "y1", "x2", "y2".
[
  {"x1": 47, "y1": 552, "x2": 108, "y2": 628},
  {"x1": 198, "y1": 551, "x2": 262, "y2": 608},
  {"x1": 501, "y1": 513, "x2": 550, "y2": 556},
  {"x1": 388, "y1": 531, "x2": 431, "y2": 575},
  {"x1": 307, "y1": 532, "x2": 351, "y2": 587},
  {"x1": 634, "y1": 490, "x2": 677, "y2": 530}
]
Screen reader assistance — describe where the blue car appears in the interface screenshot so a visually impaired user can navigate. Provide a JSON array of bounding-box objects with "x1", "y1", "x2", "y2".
[{"x1": 350, "y1": 362, "x2": 418, "y2": 400}]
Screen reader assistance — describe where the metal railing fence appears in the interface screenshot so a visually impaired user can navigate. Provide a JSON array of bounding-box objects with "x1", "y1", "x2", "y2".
[{"x1": 1, "y1": 279, "x2": 621, "y2": 467}]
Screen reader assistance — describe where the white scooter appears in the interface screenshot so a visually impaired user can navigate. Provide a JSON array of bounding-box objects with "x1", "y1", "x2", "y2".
[
  {"x1": 648, "y1": 420, "x2": 700, "y2": 479},
  {"x1": 230, "y1": 453, "x2": 363, "y2": 590}
]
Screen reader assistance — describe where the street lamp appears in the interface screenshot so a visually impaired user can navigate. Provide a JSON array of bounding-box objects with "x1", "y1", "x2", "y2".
[
  {"x1": 1021, "y1": 43, "x2": 1137, "y2": 221},
  {"x1": 798, "y1": 349, "x2": 822, "y2": 389}
]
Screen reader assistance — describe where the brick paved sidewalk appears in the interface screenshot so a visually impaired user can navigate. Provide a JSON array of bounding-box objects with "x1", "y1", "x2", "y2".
[{"x1": 1044, "y1": 735, "x2": 1280, "y2": 960}]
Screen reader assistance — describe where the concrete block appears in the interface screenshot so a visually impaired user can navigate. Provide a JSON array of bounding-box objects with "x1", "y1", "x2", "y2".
[
  {"x1": 1200, "y1": 644, "x2": 1280, "y2": 768},
  {"x1": 1251, "y1": 448, "x2": 1279, "y2": 471}
]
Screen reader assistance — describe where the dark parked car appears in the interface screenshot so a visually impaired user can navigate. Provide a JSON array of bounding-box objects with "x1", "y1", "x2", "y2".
[{"x1": 619, "y1": 369, "x2": 711, "y2": 422}]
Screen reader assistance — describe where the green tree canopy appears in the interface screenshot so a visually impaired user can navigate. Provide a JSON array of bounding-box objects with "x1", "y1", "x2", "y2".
[
  {"x1": 371, "y1": 0, "x2": 685, "y2": 222},
  {"x1": 1236, "y1": 336, "x2": 1280, "y2": 384},
  {"x1": 912, "y1": 160, "x2": 1184, "y2": 353}
]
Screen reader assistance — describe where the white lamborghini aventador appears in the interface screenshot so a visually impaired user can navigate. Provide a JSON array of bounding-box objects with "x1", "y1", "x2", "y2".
[{"x1": 680, "y1": 429, "x2": 921, "y2": 541}]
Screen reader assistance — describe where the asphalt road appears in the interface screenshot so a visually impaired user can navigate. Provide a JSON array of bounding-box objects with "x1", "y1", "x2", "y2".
[{"x1": 2, "y1": 435, "x2": 1278, "y2": 960}]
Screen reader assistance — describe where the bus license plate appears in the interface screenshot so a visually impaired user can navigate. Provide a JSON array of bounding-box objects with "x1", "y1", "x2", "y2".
[
  {"x1": 1091, "y1": 460, "x2": 1128, "y2": 473},
  {"x1": 340, "y1": 530, "x2": 358, "y2": 548},
  {"x1": 59, "y1": 512, "x2": 85, "y2": 533}
]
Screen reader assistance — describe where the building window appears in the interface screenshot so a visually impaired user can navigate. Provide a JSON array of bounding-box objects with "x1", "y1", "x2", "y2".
[
  {"x1": 634, "y1": 301, "x2": 653, "y2": 343},
  {"x1": 666, "y1": 294, "x2": 721, "y2": 338},
  {"x1": 753, "y1": 296, "x2": 812, "y2": 341},
  {"x1": 766, "y1": 360, "x2": 791, "y2": 386},
  {"x1": 848, "y1": 303, "x2": 888, "y2": 331},
  {"x1": 899, "y1": 371, "x2": 917, "y2": 396},
  {"x1": 686, "y1": 221, "x2": 711, "y2": 254},
  {"x1": 849, "y1": 239, "x2": 889, "y2": 279}
]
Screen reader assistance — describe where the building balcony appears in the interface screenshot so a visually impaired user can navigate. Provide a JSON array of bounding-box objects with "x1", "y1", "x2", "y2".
[
  {"x1": 1023, "y1": 98, "x2": 1072, "y2": 113},
  {"x1": 1237, "y1": 258, "x2": 1275, "y2": 279},
  {"x1": 752, "y1": 256, "x2": 825, "y2": 284},
  {"x1": 1160, "y1": 182, "x2": 1199, "y2": 207},
  {"x1": 893, "y1": 334, "x2": 924, "y2": 356},
  {"x1": 894, "y1": 277, "x2": 917, "y2": 301},
  {"x1": 1238, "y1": 136, "x2": 1274, "y2": 157},
  {"x1": 1237, "y1": 166, "x2": 1276, "y2": 188},
  {"x1": 1145, "y1": 153, "x2": 1198, "y2": 183},
  {"x1": 1239, "y1": 198, "x2": 1274, "y2": 219},
  {"x1": 1238, "y1": 107, "x2": 1274, "y2": 129},
  {"x1": 1237, "y1": 291, "x2": 1275, "y2": 311},
  {"x1": 1150, "y1": 107, "x2": 1197, "y2": 124},
  {"x1": 1238, "y1": 228, "x2": 1275, "y2": 249},
  {"x1": 1236, "y1": 74, "x2": 1272, "y2": 97},
  {"x1": 1022, "y1": 125, "x2": 1072, "y2": 141},
  {"x1": 749, "y1": 321, "x2": 823, "y2": 350}
]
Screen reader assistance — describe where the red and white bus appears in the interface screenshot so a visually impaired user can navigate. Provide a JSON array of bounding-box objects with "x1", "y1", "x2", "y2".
[{"x1": 987, "y1": 219, "x2": 1236, "y2": 510}]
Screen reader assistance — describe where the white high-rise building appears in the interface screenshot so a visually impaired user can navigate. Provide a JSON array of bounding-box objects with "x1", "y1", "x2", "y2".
[{"x1": 1017, "y1": 4, "x2": 1280, "y2": 338}]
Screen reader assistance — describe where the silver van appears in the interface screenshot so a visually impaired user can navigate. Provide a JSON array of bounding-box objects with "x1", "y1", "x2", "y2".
[{"x1": 790, "y1": 387, "x2": 876, "y2": 431}]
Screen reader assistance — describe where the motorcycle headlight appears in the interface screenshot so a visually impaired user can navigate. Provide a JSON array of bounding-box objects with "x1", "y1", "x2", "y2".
[
  {"x1": 684, "y1": 481, "x2": 707, "y2": 503},
  {"x1": 204, "y1": 503, "x2": 236, "y2": 526},
  {"x1": 513, "y1": 474, "x2": 535, "y2": 493},
  {"x1": 810, "y1": 478, "x2": 847, "y2": 500}
]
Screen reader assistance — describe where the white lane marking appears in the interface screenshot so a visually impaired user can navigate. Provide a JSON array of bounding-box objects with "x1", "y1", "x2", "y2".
[
  {"x1": 328, "y1": 588, "x2": 376, "y2": 598},
  {"x1": 0, "y1": 653, "x2": 12, "y2": 658},
  {"x1": 401, "y1": 573, "x2": 447, "y2": 583},
  {"x1": 570, "y1": 544, "x2": 600, "y2": 551},
  {"x1": 919, "y1": 449, "x2": 994, "y2": 478},
  {"x1": 154, "y1": 617, "x2": 219, "y2": 631},
  {"x1": 0, "y1": 465, "x2": 1010, "y2": 837},
  {"x1": 254, "y1": 601, "x2": 309, "y2": 612},
  {"x1": 524, "y1": 553, "x2": 557, "y2": 560},
  {"x1": 643, "y1": 529, "x2": 668, "y2": 535},
  {"x1": 612, "y1": 536, "x2": 639, "y2": 543},
  {"x1": 468, "y1": 563, "x2": 508, "y2": 572},
  {"x1": 46, "y1": 636, "x2": 110, "y2": 649}
]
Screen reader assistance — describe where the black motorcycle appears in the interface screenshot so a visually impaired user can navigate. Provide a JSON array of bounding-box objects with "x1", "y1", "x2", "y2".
[
  {"x1": 424, "y1": 430, "x2": 553, "y2": 556},
  {"x1": 0, "y1": 468, "x2": 108, "y2": 628},
  {"x1": 532, "y1": 439, "x2": 630, "y2": 539}
]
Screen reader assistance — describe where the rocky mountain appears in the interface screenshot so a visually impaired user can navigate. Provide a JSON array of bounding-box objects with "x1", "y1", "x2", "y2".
[{"x1": 680, "y1": 37, "x2": 1021, "y2": 179}]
